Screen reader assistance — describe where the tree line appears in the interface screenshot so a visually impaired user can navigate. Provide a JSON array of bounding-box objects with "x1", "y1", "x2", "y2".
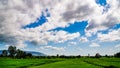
[
  {"x1": 0, "y1": 46, "x2": 32, "y2": 58},
  {"x1": 0, "y1": 46, "x2": 120, "y2": 59}
]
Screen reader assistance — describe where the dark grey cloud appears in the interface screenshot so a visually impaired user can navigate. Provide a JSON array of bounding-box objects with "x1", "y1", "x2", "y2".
[
  {"x1": 86, "y1": 21, "x2": 98, "y2": 30},
  {"x1": 117, "y1": 0, "x2": 120, "y2": 7},
  {"x1": 0, "y1": 15, "x2": 5, "y2": 23},
  {"x1": 103, "y1": 15, "x2": 119, "y2": 27},
  {"x1": 62, "y1": 5, "x2": 93, "y2": 21},
  {"x1": 22, "y1": 0, "x2": 36, "y2": 9},
  {"x1": 86, "y1": 14, "x2": 119, "y2": 31},
  {"x1": 0, "y1": 0, "x2": 8, "y2": 5},
  {"x1": 0, "y1": 34, "x2": 17, "y2": 45}
]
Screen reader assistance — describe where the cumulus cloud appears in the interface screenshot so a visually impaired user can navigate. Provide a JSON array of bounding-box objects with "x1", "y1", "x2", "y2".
[
  {"x1": 52, "y1": 31, "x2": 80, "y2": 43},
  {"x1": 89, "y1": 43, "x2": 100, "y2": 47},
  {"x1": 0, "y1": 0, "x2": 120, "y2": 48},
  {"x1": 0, "y1": 0, "x2": 81, "y2": 48},
  {"x1": 97, "y1": 29, "x2": 120, "y2": 42},
  {"x1": 0, "y1": 0, "x2": 42, "y2": 48},
  {"x1": 86, "y1": 0, "x2": 120, "y2": 37}
]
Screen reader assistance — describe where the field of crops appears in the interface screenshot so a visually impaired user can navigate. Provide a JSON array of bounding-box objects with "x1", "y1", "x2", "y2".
[{"x1": 0, "y1": 58, "x2": 120, "y2": 68}]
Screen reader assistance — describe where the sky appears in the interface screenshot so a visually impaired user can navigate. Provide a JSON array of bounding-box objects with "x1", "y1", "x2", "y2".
[{"x1": 0, "y1": 0, "x2": 120, "y2": 56}]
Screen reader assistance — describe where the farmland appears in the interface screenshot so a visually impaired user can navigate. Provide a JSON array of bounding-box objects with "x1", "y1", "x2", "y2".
[{"x1": 0, "y1": 57, "x2": 120, "y2": 68}]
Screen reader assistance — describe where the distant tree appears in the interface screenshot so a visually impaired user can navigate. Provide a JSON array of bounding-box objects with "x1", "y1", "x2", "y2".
[
  {"x1": 76, "y1": 55, "x2": 81, "y2": 58},
  {"x1": 0, "y1": 54, "x2": 2, "y2": 57},
  {"x1": 26, "y1": 53, "x2": 32, "y2": 57},
  {"x1": 95, "y1": 53, "x2": 101, "y2": 58},
  {"x1": 105, "y1": 54, "x2": 108, "y2": 57},
  {"x1": 105, "y1": 54, "x2": 110, "y2": 58},
  {"x1": 114, "y1": 52, "x2": 120, "y2": 58},
  {"x1": 8, "y1": 46, "x2": 16, "y2": 57},
  {"x1": 2, "y1": 50, "x2": 8, "y2": 57},
  {"x1": 22, "y1": 52, "x2": 26, "y2": 58},
  {"x1": 16, "y1": 49, "x2": 26, "y2": 58},
  {"x1": 88, "y1": 54, "x2": 90, "y2": 57},
  {"x1": 16, "y1": 49, "x2": 22, "y2": 58},
  {"x1": 60, "y1": 55, "x2": 65, "y2": 58},
  {"x1": 56, "y1": 54, "x2": 59, "y2": 58}
]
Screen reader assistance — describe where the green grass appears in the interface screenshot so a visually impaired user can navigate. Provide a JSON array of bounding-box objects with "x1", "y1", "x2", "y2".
[
  {"x1": 0, "y1": 57, "x2": 120, "y2": 68},
  {"x1": 82, "y1": 58, "x2": 120, "y2": 68},
  {"x1": 29, "y1": 59, "x2": 101, "y2": 68},
  {"x1": 0, "y1": 58, "x2": 63, "y2": 68}
]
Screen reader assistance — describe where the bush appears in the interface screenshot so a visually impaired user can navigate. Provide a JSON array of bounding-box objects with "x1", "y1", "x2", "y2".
[
  {"x1": 95, "y1": 53, "x2": 101, "y2": 58},
  {"x1": 114, "y1": 52, "x2": 120, "y2": 58}
]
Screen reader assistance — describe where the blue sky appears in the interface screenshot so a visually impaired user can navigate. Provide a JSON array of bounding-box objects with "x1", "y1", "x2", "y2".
[
  {"x1": 0, "y1": 0, "x2": 120, "y2": 56},
  {"x1": 50, "y1": 21, "x2": 88, "y2": 36},
  {"x1": 96, "y1": 0, "x2": 107, "y2": 6}
]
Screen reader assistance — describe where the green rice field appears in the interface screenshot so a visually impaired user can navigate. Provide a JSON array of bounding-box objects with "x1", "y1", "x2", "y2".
[{"x1": 0, "y1": 58, "x2": 120, "y2": 68}]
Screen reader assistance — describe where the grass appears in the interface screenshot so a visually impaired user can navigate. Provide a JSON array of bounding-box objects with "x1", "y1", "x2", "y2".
[
  {"x1": 82, "y1": 58, "x2": 120, "y2": 68},
  {"x1": 0, "y1": 57, "x2": 120, "y2": 68},
  {"x1": 29, "y1": 59, "x2": 101, "y2": 68},
  {"x1": 0, "y1": 58, "x2": 63, "y2": 68}
]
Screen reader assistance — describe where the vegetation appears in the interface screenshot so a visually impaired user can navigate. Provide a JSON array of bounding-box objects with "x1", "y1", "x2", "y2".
[
  {"x1": 2, "y1": 50, "x2": 8, "y2": 57},
  {"x1": 1, "y1": 46, "x2": 120, "y2": 58},
  {"x1": 8, "y1": 46, "x2": 16, "y2": 57},
  {"x1": 0, "y1": 46, "x2": 32, "y2": 58},
  {"x1": 0, "y1": 58, "x2": 120, "y2": 68},
  {"x1": 114, "y1": 52, "x2": 120, "y2": 58},
  {"x1": 0, "y1": 46, "x2": 120, "y2": 68},
  {"x1": 95, "y1": 53, "x2": 101, "y2": 58}
]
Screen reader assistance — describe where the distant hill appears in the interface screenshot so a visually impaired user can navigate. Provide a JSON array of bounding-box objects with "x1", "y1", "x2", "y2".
[
  {"x1": 25, "y1": 51, "x2": 46, "y2": 56},
  {"x1": 0, "y1": 50, "x2": 46, "y2": 56},
  {"x1": 0, "y1": 50, "x2": 2, "y2": 55}
]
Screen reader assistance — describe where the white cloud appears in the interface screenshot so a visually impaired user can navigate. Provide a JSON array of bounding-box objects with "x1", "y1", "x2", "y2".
[
  {"x1": 97, "y1": 29, "x2": 120, "y2": 42},
  {"x1": 0, "y1": 0, "x2": 42, "y2": 48},
  {"x1": 54, "y1": 31, "x2": 80, "y2": 43},
  {"x1": 89, "y1": 43, "x2": 100, "y2": 47},
  {"x1": 79, "y1": 37, "x2": 89, "y2": 42},
  {"x1": 0, "y1": 0, "x2": 120, "y2": 49},
  {"x1": 37, "y1": 30, "x2": 80, "y2": 44},
  {"x1": 85, "y1": 0, "x2": 120, "y2": 37},
  {"x1": 40, "y1": 46, "x2": 65, "y2": 51}
]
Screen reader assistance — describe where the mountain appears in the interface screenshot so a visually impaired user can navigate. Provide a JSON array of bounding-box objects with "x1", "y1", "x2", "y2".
[
  {"x1": 0, "y1": 50, "x2": 2, "y2": 55},
  {"x1": 25, "y1": 51, "x2": 46, "y2": 56},
  {"x1": 0, "y1": 50, "x2": 46, "y2": 56}
]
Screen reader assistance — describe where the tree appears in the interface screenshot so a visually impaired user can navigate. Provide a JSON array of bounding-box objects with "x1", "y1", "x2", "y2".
[
  {"x1": 8, "y1": 46, "x2": 16, "y2": 57},
  {"x1": 114, "y1": 52, "x2": 120, "y2": 58},
  {"x1": 16, "y1": 49, "x2": 22, "y2": 58},
  {"x1": 95, "y1": 53, "x2": 101, "y2": 58},
  {"x1": 26, "y1": 53, "x2": 32, "y2": 57},
  {"x1": 16, "y1": 49, "x2": 26, "y2": 58},
  {"x1": 56, "y1": 54, "x2": 59, "y2": 58},
  {"x1": 88, "y1": 54, "x2": 90, "y2": 57},
  {"x1": 2, "y1": 50, "x2": 8, "y2": 57}
]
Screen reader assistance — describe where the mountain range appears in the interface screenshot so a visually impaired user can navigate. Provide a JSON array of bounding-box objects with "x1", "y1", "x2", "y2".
[{"x1": 0, "y1": 50, "x2": 46, "y2": 56}]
